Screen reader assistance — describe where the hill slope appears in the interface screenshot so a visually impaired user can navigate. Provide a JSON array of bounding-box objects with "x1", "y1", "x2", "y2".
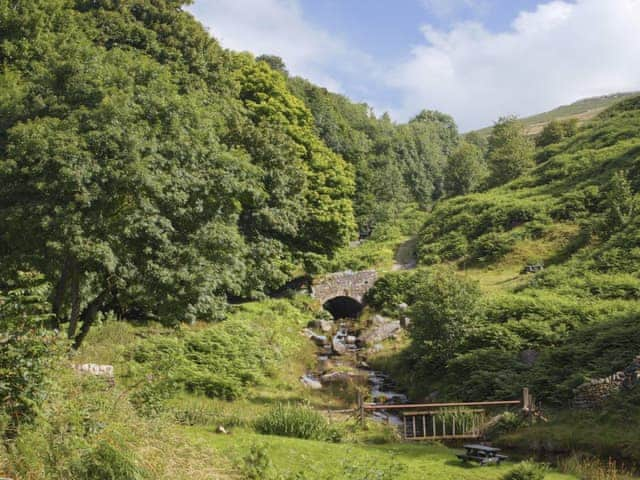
[
  {"x1": 471, "y1": 91, "x2": 639, "y2": 137},
  {"x1": 365, "y1": 95, "x2": 640, "y2": 464}
]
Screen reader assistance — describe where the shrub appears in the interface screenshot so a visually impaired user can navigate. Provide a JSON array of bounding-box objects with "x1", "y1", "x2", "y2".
[
  {"x1": 502, "y1": 460, "x2": 549, "y2": 480},
  {"x1": 472, "y1": 232, "x2": 514, "y2": 261},
  {"x1": 485, "y1": 411, "x2": 525, "y2": 439},
  {"x1": 0, "y1": 271, "x2": 65, "y2": 437},
  {"x1": 254, "y1": 403, "x2": 341, "y2": 442},
  {"x1": 72, "y1": 440, "x2": 148, "y2": 480}
]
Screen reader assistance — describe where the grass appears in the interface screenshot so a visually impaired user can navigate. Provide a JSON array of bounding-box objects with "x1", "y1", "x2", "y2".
[
  {"x1": 470, "y1": 91, "x2": 639, "y2": 137},
  {"x1": 188, "y1": 427, "x2": 576, "y2": 480}
]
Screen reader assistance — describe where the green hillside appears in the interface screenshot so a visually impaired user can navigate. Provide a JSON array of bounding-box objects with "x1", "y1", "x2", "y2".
[
  {"x1": 472, "y1": 91, "x2": 639, "y2": 137},
  {"x1": 369, "y1": 95, "x2": 640, "y2": 464}
]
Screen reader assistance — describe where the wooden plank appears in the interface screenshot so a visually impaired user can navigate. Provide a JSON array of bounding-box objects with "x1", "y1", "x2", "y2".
[
  {"x1": 364, "y1": 400, "x2": 521, "y2": 411},
  {"x1": 406, "y1": 434, "x2": 480, "y2": 441}
]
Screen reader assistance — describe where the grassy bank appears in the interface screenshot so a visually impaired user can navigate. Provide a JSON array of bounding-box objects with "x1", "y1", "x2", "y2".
[{"x1": 189, "y1": 427, "x2": 577, "y2": 480}]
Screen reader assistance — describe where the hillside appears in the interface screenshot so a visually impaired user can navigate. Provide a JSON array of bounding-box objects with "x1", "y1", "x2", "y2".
[
  {"x1": 368, "y1": 95, "x2": 640, "y2": 464},
  {"x1": 471, "y1": 91, "x2": 639, "y2": 137}
]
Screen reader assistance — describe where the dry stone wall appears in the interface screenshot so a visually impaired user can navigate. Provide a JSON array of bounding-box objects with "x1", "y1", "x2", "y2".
[{"x1": 573, "y1": 355, "x2": 640, "y2": 408}]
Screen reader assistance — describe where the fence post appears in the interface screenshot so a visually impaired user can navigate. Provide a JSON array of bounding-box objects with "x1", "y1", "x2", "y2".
[
  {"x1": 358, "y1": 390, "x2": 365, "y2": 427},
  {"x1": 522, "y1": 387, "x2": 530, "y2": 411}
]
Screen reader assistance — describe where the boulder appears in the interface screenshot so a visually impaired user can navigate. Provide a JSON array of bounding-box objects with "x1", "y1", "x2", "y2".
[
  {"x1": 319, "y1": 319, "x2": 334, "y2": 333},
  {"x1": 359, "y1": 320, "x2": 401, "y2": 345},
  {"x1": 321, "y1": 371, "x2": 352, "y2": 384},
  {"x1": 74, "y1": 363, "x2": 114, "y2": 377},
  {"x1": 332, "y1": 336, "x2": 347, "y2": 355},
  {"x1": 300, "y1": 375, "x2": 322, "y2": 390},
  {"x1": 303, "y1": 328, "x2": 329, "y2": 346}
]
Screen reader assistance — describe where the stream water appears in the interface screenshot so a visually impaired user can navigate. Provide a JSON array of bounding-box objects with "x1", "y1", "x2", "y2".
[{"x1": 306, "y1": 320, "x2": 407, "y2": 427}]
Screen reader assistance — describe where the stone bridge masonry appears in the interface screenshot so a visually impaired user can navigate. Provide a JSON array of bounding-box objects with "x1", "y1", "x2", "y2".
[{"x1": 311, "y1": 270, "x2": 378, "y2": 305}]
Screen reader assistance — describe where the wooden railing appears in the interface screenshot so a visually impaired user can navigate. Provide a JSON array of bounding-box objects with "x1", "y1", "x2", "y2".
[{"x1": 359, "y1": 388, "x2": 533, "y2": 440}]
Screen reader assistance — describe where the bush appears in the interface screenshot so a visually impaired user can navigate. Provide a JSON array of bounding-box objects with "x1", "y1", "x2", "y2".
[
  {"x1": 472, "y1": 232, "x2": 514, "y2": 261},
  {"x1": 254, "y1": 403, "x2": 341, "y2": 442},
  {"x1": 72, "y1": 440, "x2": 148, "y2": 480},
  {"x1": 502, "y1": 460, "x2": 549, "y2": 480},
  {"x1": 130, "y1": 300, "x2": 313, "y2": 406},
  {"x1": 485, "y1": 411, "x2": 525, "y2": 439},
  {"x1": 0, "y1": 271, "x2": 65, "y2": 437}
]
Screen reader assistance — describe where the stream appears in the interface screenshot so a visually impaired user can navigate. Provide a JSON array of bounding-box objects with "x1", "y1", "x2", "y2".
[{"x1": 303, "y1": 320, "x2": 407, "y2": 427}]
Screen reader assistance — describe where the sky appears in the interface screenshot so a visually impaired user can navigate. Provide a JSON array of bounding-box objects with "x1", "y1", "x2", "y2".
[{"x1": 188, "y1": 0, "x2": 640, "y2": 131}]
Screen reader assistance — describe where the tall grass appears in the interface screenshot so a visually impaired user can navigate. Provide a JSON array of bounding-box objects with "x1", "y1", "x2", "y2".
[
  {"x1": 254, "y1": 403, "x2": 341, "y2": 442},
  {"x1": 558, "y1": 455, "x2": 633, "y2": 480}
]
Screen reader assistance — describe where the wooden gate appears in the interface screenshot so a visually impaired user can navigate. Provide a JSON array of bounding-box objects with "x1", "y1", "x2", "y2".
[{"x1": 362, "y1": 389, "x2": 533, "y2": 441}]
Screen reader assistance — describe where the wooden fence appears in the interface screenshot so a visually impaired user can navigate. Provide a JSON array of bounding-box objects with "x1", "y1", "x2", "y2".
[{"x1": 359, "y1": 388, "x2": 533, "y2": 441}]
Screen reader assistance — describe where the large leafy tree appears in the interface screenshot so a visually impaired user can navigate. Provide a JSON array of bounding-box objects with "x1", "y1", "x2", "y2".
[
  {"x1": 486, "y1": 116, "x2": 535, "y2": 187},
  {"x1": 0, "y1": 0, "x2": 356, "y2": 346},
  {"x1": 444, "y1": 141, "x2": 487, "y2": 196},
  {"x1": 408, "y1": 268, "x2": 483, "y2": 369}
]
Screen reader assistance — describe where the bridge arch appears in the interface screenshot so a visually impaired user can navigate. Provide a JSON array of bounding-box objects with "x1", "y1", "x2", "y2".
[
  {"x1": 311, "y1": 270, "x2": 377, "y2": 318},
  {"x1": 322, "y1": 296, "x2": 364, "y2": 319}
]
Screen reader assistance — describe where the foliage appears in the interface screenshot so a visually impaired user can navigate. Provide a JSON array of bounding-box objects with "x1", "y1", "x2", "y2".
[
  {"x1": 0, "y1": 271, "x2": 64, "y2": 437},
  {"x1": 129, "y1": 300, "x2": 313, "y2": 406},
  {"x1": 71, "y1": 439, "x2": 148, "y2": 480},
  {"x1": 444, "y1": 141, "x2": 487, "y2": 196},
  {"x1": 408, "y1": 268, "x2": 483, "y2": 368},
  {"x1": 289, "y1": 76, "x2": 458, "y2": 230},
  {"x1": 0, "y1": 0, "x2": 355, "y2": 348},
  {"x1": 398, "y1": 95, "x2": 640, "y2": 409},
  {"x1": 486, "y1": 117, "x2": 535, "y2": 187},
  {"x1": 485, "y1": 411, "x2": 526, "y2": 439},
  {"x1": 601, "y1": 171, "x2": 637, "y2": 235},
  {"x1": 502, "y1": 461, "x2": 549, "y2": 480},
  {"x1": 254, "y1": 403, "x2": 340, "y2": 442},
  {"x1": 536, "y1": 119, "x2": 579, "y2": 148}
]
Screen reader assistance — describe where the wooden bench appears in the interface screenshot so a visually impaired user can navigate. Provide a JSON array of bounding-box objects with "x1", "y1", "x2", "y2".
[{"x1": 457, "y1": 444, "x2": 508, "y2": 466}]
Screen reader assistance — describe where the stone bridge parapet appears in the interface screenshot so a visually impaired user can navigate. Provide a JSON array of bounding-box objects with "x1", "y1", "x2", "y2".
[{"x1": 312, "y1": 270, "x2": 378, "y2": 305}]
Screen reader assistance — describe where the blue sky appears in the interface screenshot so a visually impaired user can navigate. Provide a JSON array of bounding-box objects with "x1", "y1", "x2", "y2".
[{"x1": 189, "y1": 0, "x2": 640, "y2": 131}]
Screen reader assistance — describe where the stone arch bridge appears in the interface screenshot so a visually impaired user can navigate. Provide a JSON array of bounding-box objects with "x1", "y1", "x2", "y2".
[{"x1": 311, "y1": 270, "x2": 378, "y2": 319}]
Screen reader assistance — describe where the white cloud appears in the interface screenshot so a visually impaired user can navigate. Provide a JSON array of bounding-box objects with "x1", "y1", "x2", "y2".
[
  {"x1": 391, "y1": 0, "x2": 640, "y2": 130},
  {"x1": 187, "y1": 0, "x2": 375, "y2": 94}
]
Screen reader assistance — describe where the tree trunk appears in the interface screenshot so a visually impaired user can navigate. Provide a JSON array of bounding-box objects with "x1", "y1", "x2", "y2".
[
  {"x1": 51, "y1": 258, "x2": 71, "y2": 330},
  {"x1": 67, "y1": 266, "x2": 81, "y2": 339},
  {"x1": 72, "y1": 290, "x2": 109, "y2": 350}
]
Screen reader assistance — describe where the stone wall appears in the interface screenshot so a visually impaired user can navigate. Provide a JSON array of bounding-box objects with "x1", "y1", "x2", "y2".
[
  {"x1": 312, "y1": 270, "x2": 377, "y2": 304},
  {"x1": 573, "y1": 355, "x2": 640, "y2": 408}
]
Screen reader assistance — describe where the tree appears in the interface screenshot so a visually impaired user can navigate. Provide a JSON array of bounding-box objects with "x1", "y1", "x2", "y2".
[
  {"x1": 603, "y1": 171, "x2": 637, "y2": 234},
  {"x1": 486, "y1": 117, "x2": 535, "y2": 187},
  {"x1": 256, "y1": 54, "x2": 288, "y2": 76},
  {"x1": 0, "y1": 0, "x2": 358, "y2": 346},
  {"x1": 536, "y1": 118, "x2": 578, "y2": 147},
  {"x1": 408, "y1": 268, "x2": 483, "y2": 369},
  {"x1": 444, "y1": 141, "x2": 487, "y2": 196}
]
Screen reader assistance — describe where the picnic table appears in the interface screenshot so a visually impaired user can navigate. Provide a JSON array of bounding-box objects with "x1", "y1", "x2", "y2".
[{"x1": 456, "y1": 444, "x2": 508, "y2": 466}]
